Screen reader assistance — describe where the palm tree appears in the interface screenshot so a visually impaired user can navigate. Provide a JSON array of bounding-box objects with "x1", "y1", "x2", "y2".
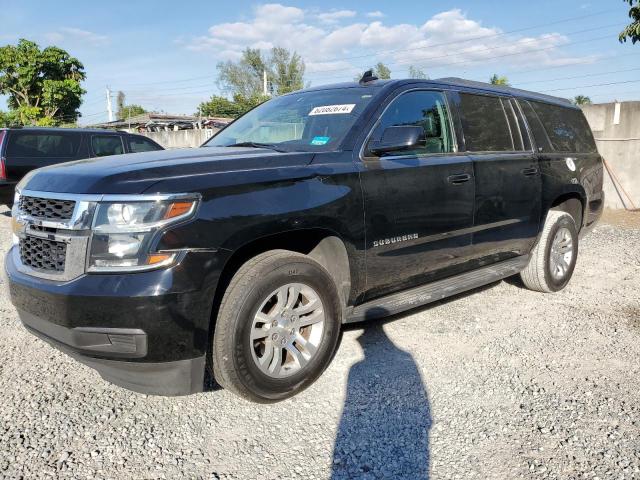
[{"x1": 573, "y1": 95, "x2": 592, "y2": 106}]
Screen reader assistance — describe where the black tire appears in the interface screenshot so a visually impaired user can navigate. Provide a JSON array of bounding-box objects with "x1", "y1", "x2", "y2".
[
  {"x1": 520, "y1": 210, "x2": 579, "y2": 293},
  {"x1": 212, "y1": 250, "x2": 342, "y2": 403}
]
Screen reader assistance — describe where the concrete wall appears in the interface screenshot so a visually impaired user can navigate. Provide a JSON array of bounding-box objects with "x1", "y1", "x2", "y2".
[
  {"x1": 582, "y1": 102, "x2": 640, "y2": 210},
  {"x1": 136, "y1": 129, "x2": 219, "y2": 149}
]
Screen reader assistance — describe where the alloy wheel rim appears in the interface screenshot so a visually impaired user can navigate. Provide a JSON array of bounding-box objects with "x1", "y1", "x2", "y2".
[
  {"x1": 549, "y1": 227, "x2": 574, "y2": 281},
  {"x1": 250, "y1": 283, "x2": 325, "y2": 378}
]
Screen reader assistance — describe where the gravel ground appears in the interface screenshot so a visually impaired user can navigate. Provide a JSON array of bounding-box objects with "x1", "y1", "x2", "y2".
[{"x1": 0, "y1": 206, "x2": 639, "y2": 479}]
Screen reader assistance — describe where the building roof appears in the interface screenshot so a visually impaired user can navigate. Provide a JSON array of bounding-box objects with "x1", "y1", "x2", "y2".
[{"x1": 88, "y1": 113, "x2": 231, "y2": 130}]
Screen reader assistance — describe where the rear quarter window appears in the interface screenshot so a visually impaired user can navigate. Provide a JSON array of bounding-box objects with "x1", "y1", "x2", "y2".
[
  {"x1": 458, "y1": 93, "x2": 515, "y2": 152},
  {"x1": 529, "y1": 101, "x2": 597, "y2": 153},
  {"x1": 92, "y1": 135, "x2": 124, "y2": 157},
  {"x1": 127, "y1": 136, "x2": 162, "y2": 153},
  {"x1": 6, "y1": 132, "x2": 81, "y2": 157}
]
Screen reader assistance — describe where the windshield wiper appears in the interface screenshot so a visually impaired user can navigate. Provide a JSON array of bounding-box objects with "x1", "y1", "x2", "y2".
[{"x1": 225, "y1": 141, "x2": 288, "y2": 153}]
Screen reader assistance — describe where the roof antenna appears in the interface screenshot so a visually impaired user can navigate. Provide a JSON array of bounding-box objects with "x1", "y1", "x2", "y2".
[{"x1": 359, "y1": 69, "x2": 378, "y2": 85}]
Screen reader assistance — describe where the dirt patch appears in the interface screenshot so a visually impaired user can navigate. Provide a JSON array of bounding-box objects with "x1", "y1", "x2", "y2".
[{"x1": 601, "y1": 209, "x2": 640, "y2": 229}]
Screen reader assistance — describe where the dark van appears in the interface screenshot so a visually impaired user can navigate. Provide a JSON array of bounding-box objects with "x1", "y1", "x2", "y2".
[{"x1": 0, "y1": 127, "x2": 163, "y2": 204}]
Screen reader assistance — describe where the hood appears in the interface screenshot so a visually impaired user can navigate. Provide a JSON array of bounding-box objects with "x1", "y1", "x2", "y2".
[{"x1": 21, "y1": 147, "x2": 315, "y2": 194}]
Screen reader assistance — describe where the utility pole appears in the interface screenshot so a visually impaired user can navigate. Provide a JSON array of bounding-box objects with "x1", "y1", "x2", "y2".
[
  {"x1": 106, "y1": 87, "x2": 114, "y2": 122},
  {"x1": 263, "y1": 69, "x2": 268, "y2": 96}
]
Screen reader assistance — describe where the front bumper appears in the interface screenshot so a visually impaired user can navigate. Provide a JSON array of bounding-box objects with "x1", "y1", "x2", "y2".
[{"x1": 6, "y1": 247, "x2": 227, "y2": 395}]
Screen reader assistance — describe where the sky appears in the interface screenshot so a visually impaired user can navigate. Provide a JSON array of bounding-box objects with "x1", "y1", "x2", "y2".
[{"x1": 1, "y1": 0, "x2": 638, "y2": 125}]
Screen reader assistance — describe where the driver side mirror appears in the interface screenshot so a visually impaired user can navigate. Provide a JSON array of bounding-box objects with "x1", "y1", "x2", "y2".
[{"x1": 369, "y1": 126, "x2": 425, "y2": 156}]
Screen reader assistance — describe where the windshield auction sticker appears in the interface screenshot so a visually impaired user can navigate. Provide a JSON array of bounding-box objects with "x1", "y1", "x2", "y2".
[{"x1": 309, "y1": 104, "x2": 356, "y2": 115}]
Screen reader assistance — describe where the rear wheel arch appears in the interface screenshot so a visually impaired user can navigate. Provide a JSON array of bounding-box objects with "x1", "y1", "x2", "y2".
[{"x1": 549, "y1": 193, "x2": 585, "y2": 231}]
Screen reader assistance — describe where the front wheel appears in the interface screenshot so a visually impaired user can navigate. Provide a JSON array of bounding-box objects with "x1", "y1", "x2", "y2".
[
  {"x1": 212, "y1": 250, "x2": 342, "y2": 403},
  {"x1": 520, "y1": 210, "x2": 579, "y2": 293}
]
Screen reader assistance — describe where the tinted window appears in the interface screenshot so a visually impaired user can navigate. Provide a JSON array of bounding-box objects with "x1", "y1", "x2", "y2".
[
  {"x1": 459, "y1": 93, "x2": 514, "y2": 152},
  {"x1": 92, "y1": 135, "x2": 124, "y2": 157},
  {"x1": 519, "y1": 101, "x2": 553, "y2": 152},
  {"x1": 205, "y1": 86, "x2": 381, "y2": 152},
  {"x1": 368, "y1": 90, "x2": 454, "y2": 156},
  {"x1": 530, "y1": 102, "x2": 597, "y2": 153},
  {"x1": 128, "y1": 136, "x2": 162, "y2": 153},
  {"x1": 6, "y1": 132, "x2": 81, "y2": 157}
]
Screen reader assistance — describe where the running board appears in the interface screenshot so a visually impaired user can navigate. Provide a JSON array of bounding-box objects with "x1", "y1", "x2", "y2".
[{"x1": 344, "y1": 255, "x2": 529, "y2": 324}]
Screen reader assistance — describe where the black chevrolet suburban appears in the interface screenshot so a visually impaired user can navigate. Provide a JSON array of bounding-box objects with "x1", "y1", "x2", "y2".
[
  {"x1": 6, "y1": 77, "x2": 604, "y2": 402},
  {"x1": 0, "y1": 127, "x2": 163, "y2": 204}
]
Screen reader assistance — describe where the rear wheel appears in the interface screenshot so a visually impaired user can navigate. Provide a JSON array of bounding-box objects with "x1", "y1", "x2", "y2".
[
  {"x1": 212, "y1": 250, "x2": 341, "y2": 403},
  {"x1": 520, "y1": 210, "x2": 579, "y2": 293}
]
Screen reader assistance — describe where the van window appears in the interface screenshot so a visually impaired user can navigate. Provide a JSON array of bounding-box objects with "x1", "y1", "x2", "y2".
[
  {"x1": 519, "y1": 101, "x2": 553, "y2": 152},
  {"x1": 92, "y1": 135, "x2": 124, "y2": 157},
  {"x1": 529, "y1": 102, "x2": 597, "y2": 153},
  {"x1": 6, "y1": 132, "x2": 81, "y2": 157},
  {"x1": 459, "y1": 93, "x2": 514, "y2": 152},
  {"x1": 367, "y1": 90, "x2": 454, "y2": 156},
  {"x1": 128, "y1": 136, "x2": 162, "y2": 153}
]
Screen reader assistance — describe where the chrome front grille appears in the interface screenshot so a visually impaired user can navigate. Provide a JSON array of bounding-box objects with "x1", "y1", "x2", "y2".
[
  {"x1": 19, "y1": 236, "x2": 67, "y2": 272},
  {"x1": 19, "y1": 195, "x2": 76, "y2": 220}
]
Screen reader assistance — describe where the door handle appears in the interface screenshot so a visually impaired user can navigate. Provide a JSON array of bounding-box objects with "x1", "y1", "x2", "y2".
[
  {"x1": 521, "y1": 167, "x2": 538, "y2": 177},
  {"x1": 447, "y1": 173, "x2": 472, "y2": 185}
]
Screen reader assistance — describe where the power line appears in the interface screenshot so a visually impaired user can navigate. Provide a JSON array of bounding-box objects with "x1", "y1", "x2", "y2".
[
  {"x1": 313, "y1": 7, "x2": 620, "y2": 64},
  {"x1": 541, "y1": 79, "x2": 640, "y2": 93},
  {"x1": 514, "y1": 66, "x2": 640, "y2": 86},
  {"x1": 112, "y1": 27, "x2": 624, "y2": 97},
  {"x1": 97, "y1": 16, "x2": 621, "y2": 92}
]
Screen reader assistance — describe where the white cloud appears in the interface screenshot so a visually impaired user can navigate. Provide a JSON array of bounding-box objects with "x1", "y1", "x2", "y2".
[
  {"x1": 318, "y1": 10, "x2": 357, "y2": 24},
  {"x1": 366, "y1": 11, "x2": 385, "y2": 18},
  {"x1": 44, "y1": 27, "x2": 109, "y2": 46},
  {"x1": 185, "y1": 4, "x2": 593, "y2": 82}
]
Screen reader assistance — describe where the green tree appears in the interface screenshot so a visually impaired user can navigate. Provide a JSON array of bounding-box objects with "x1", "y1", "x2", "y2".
[
  {"x1": 573, "y1": 95, "x2": 592, "y2": 106},
  {"x1": 198, "y1": 93, "x2": 268, "y2": 119},
  {"x1": 489, "y1": 74, "x2": 510, "y2": 86},
  {"x1": 373, "y1": 62, "x2": 391, "y2": 79},
  {"x1": 408, "y1": 66, "x2": 429, "y2": 79},
  {"x1": 0, "y1": 39, "x2": 85, "y2": 125},
  {"x1": 620, "y1": 0, "x2": 640, "y2": 43},
  {"x1": 119, "y1": 104, "x2": 146, "y2": 120},
  {"x1": 0, "y1": 110, "x2": 17, "y2": 127},
  {"x1": 217, "y1": 47, "x2": 306, "y2": 98},
  {"x1": 269, "y1": 47, "x2": 305, "y2": 95},
  {"x1": 217, "y1": 47, "x2": 266, "y2": 98}
]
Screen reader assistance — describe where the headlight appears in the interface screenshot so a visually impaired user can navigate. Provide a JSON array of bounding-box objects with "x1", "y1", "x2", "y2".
[{"x1": 88, "y1": 197, "x2": 197, "y2": 272}]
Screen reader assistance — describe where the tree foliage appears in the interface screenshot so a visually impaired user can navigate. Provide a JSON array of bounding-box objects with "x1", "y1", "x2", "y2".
[
  {"x1": 0, "y1": 39, "x2": 85, "y2": 126},
  {"x1": 269, "y1": 47, "x2": 305, "y2": 95},
  {"x1": 198, "y1": 93, "x2": 268, "y2": 119},
  {"x1": 572, "y1": 95, "x2": 592, "y2": 106},
  {"x1": 216, "y1": 47, "x2": 305, "y2": 98},
  {"x1": 373, "y1": 62, "x2": 391, "y2": 79},
  {"x1": 408, "y1": 66, "x2": 429, "y2": 79},
  {"x1": 489, "y1": 74, "x2": 510, "y2": 86},
  {"x1": 114, "y1": 91, "x2": 147, "y2": 119},
  {"x1": 620, "y1": 0, "x2": 640, "y2": 43},
  {"x1": 119, "y1": 104, "x2": 146, "y2": 119}
]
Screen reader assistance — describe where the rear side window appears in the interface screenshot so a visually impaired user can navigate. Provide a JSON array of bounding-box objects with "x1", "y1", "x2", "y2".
[
  {"x1": 368, "y1": 90, "x2": 454, "y2": 156},
  {"x1": 128, "y1": 136, "x2": 162, "y2": 153},
  {"x1": 458, "y1": 93, "x2": 514, "y2": 152},
  {"x1": 6, "y1": 132, "x2": 81, "y2": 157},
  {"x1": 529, "y1": 102, "x2": 597, "y2": 153},
  {"x1": 92, "y1": 135, "x2": 124, "y2": 157},
  {"x1": 519, "y1": 100, "x2": 552, "y2": 153}
]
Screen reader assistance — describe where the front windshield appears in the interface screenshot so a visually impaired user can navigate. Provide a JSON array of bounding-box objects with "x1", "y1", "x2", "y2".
[{"x1": 204, "y1": 86, "x2": 381, "y2": 152}]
